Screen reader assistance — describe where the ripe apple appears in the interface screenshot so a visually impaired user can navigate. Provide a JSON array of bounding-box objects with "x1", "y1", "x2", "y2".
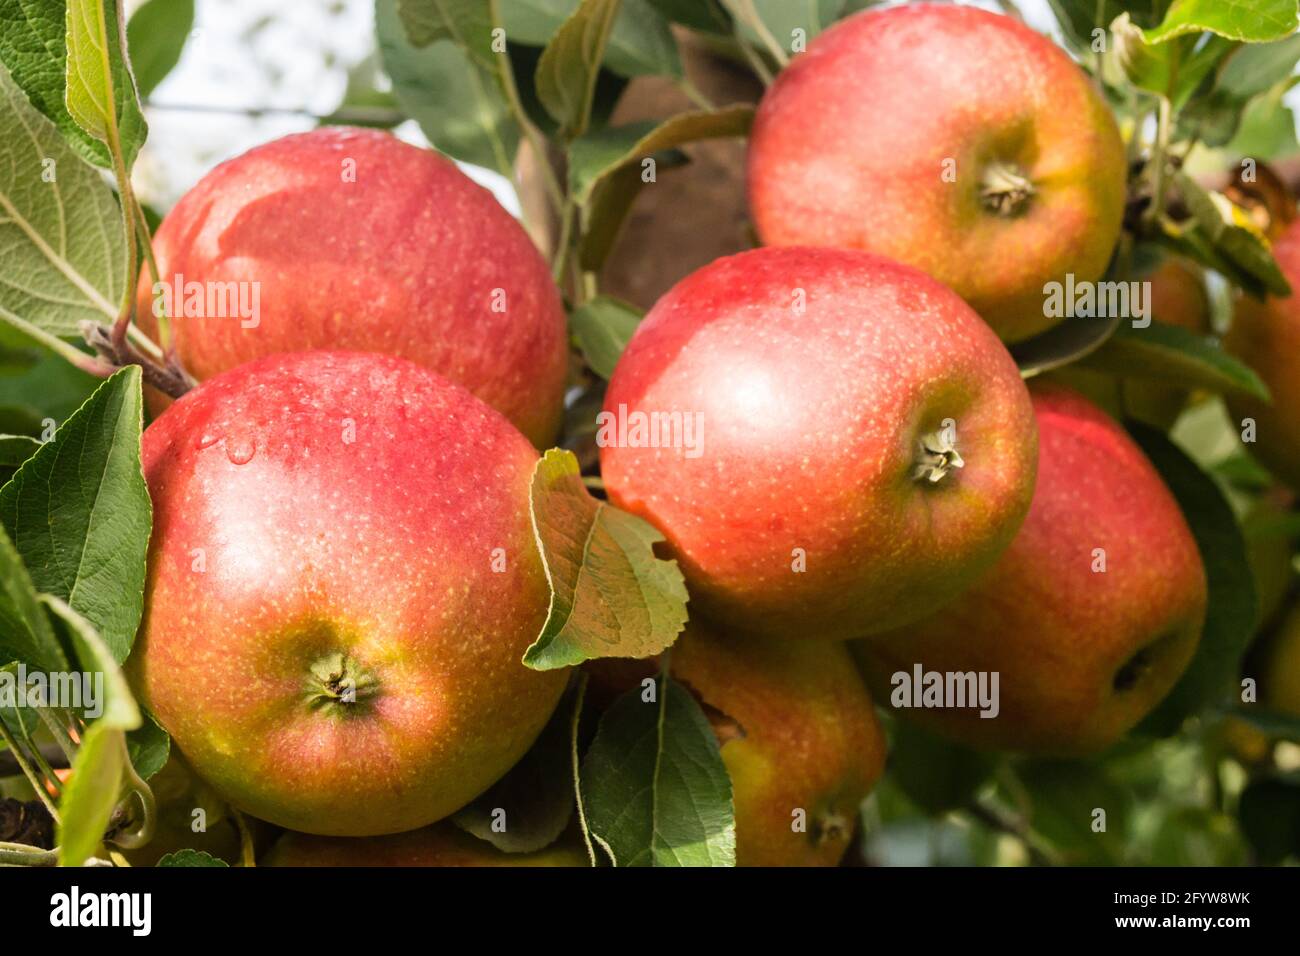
[
  {"x1": 586, "y1": 624, "x2": 885, "y2": 866},
  {"x1": 1224, "y1": 218, "x2": 1300, "y2": 489},
  {"x1": 600, "y1": 246, "x2": 1038, "y2": 641},
  {"x1": 747, "y1": 4, "x2": 1126, "y2": 342},
  {"x1": 263, "y1": 823, "x2": 588, "y2": 867},
  {"x1": 136, "y1": 127, "x2": 568, "y2": 446},
  {"x1": 854, "y1": 383, "x2": 1207, "y2": 755},
  {"x1": 132, "y1": 351, "x2": 567, "y2": 836}
]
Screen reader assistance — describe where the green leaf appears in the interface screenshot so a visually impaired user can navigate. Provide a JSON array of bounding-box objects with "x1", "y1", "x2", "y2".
[
  {"x1": 578, "y1": 152, "x2": 687, "y2": 271},
  {"x1": 1012, "y1": 315, "x2": 1121, "y2": 377},
  {"x1": 451, "y1": 682, "x2": 576, "y2": 852},
  {"x1": 889, "y1": 720, "x2": 998, "y2": 816},
  {"x1": 157, "y1": 848, "x2": 229, "y2": 867},
  {"x1": 568, "y1": 104, "x2": 754, "y2": 202},
  {"x1": 503, "y1": 0, "x2": 682, "y2": 78},
  {"x1": 1145, "y1": 0, "x2": 1299, "y2": 44},
  {"x1": 0, "y1": 352, "x2": 99, "y2": 428},
  {"x1": 1174, "y1": 173, "x2": 1291, "y2": 297},
  {"x1": 570, "y1": 295, "x2": 642, "y2": 379},
  {"x1": 0, "y1": 520, "x2": 66, "y2": 671},
  {"x1": 572, "y1": 105, "x2": 753, "y2": 271},
  {"x1": 645, "y1": 0, "x2": 730, "y2": 34},
  {"x1": 0, "y1": 67, "x2": 124, "y2": 340},
  {"x1": 534, "y1": 0, "x2": 619, "y2": 138},
  {"x1": 1226, "y1": 80, "x2": 1300, "y2": 160},
  {"x1": 525, "y1": 449, "x2": 688, "y2": 670},
  {"x1": 56, "y1": 720, "x2": 125, "y2": 865},
  {"x1": 45, "y1": 592, "x2": 141, "y2": 866},
  {"x1": 375, "y1": 0, "x2": 517, "y2": 174},
  {"x1": 723, "y1": 0, "x2": 841, "y2": 55},
  {"x1": 1179, "y1": 36, "x2": 1300, "y2": 146},
  {"x1": 125, "y1": 0, "x2": 194, "y2": 99},
  {"x1": 1131, "y1": 423, "x2": 1256, "y2": 736},
  {"x1": 0, "y1": 367, "x2": 151, "y2": 663},
  {"x1": 63, "y1": 0, "x2": 146, "y2": 166},
  {"x1": 1015, "y1": 760, "x2": 1133, "y2": 865},
  {"x1": 42, "y1": 593, "x2": 139, "y2": 729},
  {"x1": 397, "y1": 0, "x2": 496, "y2": 68},
  {"x1": 1047, "y1": 0, "x2": 1169, "y2": 53},
  {"x1": 0, "y1": 434, "x2": 41, "y2": 467},
  {"x1": 0, "y1": 0, "x2": 130, "y2": 166},
  {"x1": 1076, "y1": 322, "x2": 1269, "y2": 400},
  {"x1": 581, "y1": 677, "x2": 735, "y2": 866},
  {"x1": 126, "y1": 709, "x2": 169, "y2": 780}
]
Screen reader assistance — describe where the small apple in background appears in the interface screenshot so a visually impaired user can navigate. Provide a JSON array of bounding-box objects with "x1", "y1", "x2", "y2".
[
  {"x1": 854, "y1": 383, "x2": 1207, "y2": 755},
  {"x1": 587, "y1": 625, "x2": 885, "y2": 867},
  {"x1": 132, "y1": 351, "x2": 567, "y2": 836},
  {"x1": 747, "y1": 4, "x2": 1126, "y2": 343},
  {"x1": 1224, "y1": 217, "x2": 1300, "y2": 490},
  {"x1": 263, "y1": 822, "x2": 588, "y2": 867},
  {"x1": 136, "y1": 127, "x2": 568, "y2": 446},
  {"x1": 601, "y1": 246, "x2": 1038, "y2": 641}
]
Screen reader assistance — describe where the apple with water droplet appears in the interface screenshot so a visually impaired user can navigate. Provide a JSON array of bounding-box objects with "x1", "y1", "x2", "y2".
[{"x1": 131, "y1": 351, "x2": 566, "y2": 835}]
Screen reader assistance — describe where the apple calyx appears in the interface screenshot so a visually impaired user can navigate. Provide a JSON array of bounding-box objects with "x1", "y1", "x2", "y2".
[
  {"x1": 979, "y1": 161, "x2": 1036, "y2": 217},
  {"x1": 812, "y1": 807, "x2": 851, "y2": 848},
  {"x1": 306, "y1": 652, "x2": 379, "y2": 714},
  {"x1": 912, "y1": 422, "x2": 965, "y2": 484}
]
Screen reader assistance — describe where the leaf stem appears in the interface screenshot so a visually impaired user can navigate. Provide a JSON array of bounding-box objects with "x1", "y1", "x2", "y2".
[
  {"x1": 1145, "y1": 95, "x2": 1173, "y2": 231},
  {"x1": 733, "y1": 0, "x2": 789, "y2": 68},
  {"x1": 0, "y1": 842, "x2": 58, "y2": 866},
  {"x1": 570, "y1": 672, "x2": 597, "y2": 867},
  {"x1": 677, "y1": 79, "x2": 714, "y2": 110},
  {"x1": 105, "y1": 736, "x2": 156, "y2": 850}
]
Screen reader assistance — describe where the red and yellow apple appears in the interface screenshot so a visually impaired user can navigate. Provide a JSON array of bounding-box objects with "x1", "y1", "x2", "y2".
[
  {"x1": 854, "y1": 383, "x2": 1207, "y2": 755},
  {"x1": 1224, "y1": 217, "x2": 1300, "y2": 489},
  {"x1": 132, "y1": 351, "x2": 567, "y2": 836},
  {"x1": 137, "y1": 127, "x2": 567, "y2": 446},
  {"x1": 600, "y1": 246, "x2": 1038, "y2": 641},
  {"x1": 587, "y1": 625, "x2": 885, "y2": 867},
  {"x1": 747, "y1": 4, "x2": 1126, "y2": 342}
]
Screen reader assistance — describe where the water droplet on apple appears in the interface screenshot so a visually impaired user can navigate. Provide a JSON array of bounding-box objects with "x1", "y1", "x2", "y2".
[
  {"x1": 225, "y1": 438, "x2": 256, "y2": 465},
  {"x1": 196, "y1": 433, "x2": 219, "y2": 450}
]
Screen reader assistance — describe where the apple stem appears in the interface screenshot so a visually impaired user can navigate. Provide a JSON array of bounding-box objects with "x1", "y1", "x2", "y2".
[
  {"x1": 913, "y1": 421, "x2": 965, "y2": 484},
  {"x1": 980, "y1": 162, "x2": 1036, "y2": 217},
  {"x1": 307, "y1": 653, "x2": 379, "y2": 713}
]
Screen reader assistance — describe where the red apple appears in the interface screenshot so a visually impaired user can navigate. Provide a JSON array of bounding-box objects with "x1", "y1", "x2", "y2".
[
  {"x1": 136, "y1": 127, "x2": 567, "y2": 446},
  {"x1": 1224, "y1": 217, "x2": 1300, "y2": 489},
  {"x1": 854, "y1": 383, "x2": 1207, "y2": 755},
  {"x1": 599, "y1": 246, "x2": 1038, "y2": 641},
  {"x1": 747, "y1": 4, "x2": 1127, "y2": 342},
  {"x1": 132, "y1": 351, "x2": 567, "y2": 836}
]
